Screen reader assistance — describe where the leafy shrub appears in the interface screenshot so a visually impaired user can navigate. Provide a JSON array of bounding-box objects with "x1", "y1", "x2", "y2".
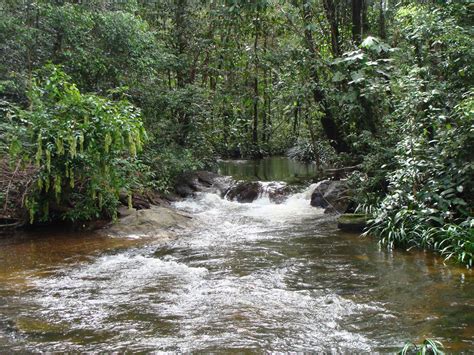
[
  {"x1": 400, "y1": 338, "x2": 444, "y2": 355},
  {"x1": 140, "y1": 144, "x2": 208, "y2": 193},
  {"x1": 356, "y1": 4, "x2": 474, "y2": 267},
  {"x1": 287, "y1": 137, "x2": 336, "y2": 165},
  {"x1": 364, "y1": 91, "x2": 473, "y2": 264},
  {"x1": 11, "y1": 65, "x2": 146, "y2": 223},
  {"x1": 364, "y1": 83, "x2": 473, "y2": 267}
]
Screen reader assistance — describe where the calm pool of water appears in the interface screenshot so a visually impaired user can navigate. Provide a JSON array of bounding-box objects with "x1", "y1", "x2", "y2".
[{"x1": 217, "y1": 156, "x2": 318, "y2": 183}]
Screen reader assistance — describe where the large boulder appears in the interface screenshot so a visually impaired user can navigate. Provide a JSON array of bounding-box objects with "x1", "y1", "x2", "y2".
[
  {"x1": 226, "y1": 181, "x2": 262, "y2": 203},
  {"x1": 310, "y1": 180, "x2": 350, "y2": 214},
  {"x1": 174, "y1": 171, "x2": 233, "y2": 198}
]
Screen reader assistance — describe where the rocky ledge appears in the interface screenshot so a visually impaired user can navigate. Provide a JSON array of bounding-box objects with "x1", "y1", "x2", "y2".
[{"x1": 101, "y1": 205, "x2": 193, "y2": 238}]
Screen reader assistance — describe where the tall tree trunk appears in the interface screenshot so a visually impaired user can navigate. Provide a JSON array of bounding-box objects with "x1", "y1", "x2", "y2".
[
  {"x1": 174, "y1": 0, "x2": 190, "y2": 145},
  {"x1": 262, "y1": 28, "x2": 268, "y2": 143},
  {"x1": 305, "y1": 111, "x2": 322, "y2": 170},
  {"x1": 362, "y1": 0, "x2": 369, "y2": 38},
  {"x1": 175, "y1": 0, "x2": 187, "y2": 88},
  {"x1": 378, "y1": 0, "x2": 386, "y2": 40},
  {"x1": 323, "y1": 0, "x2": 341, "y2": 57},
  {"x1": 252, "y1": 14, "x2": 260, "y2": 146},
  {"x1": 293, "y1": 101, "x2": 299, "y2": 137},
  {"x1": 301, "y1": 1, "x2": 348, "y2": 153},
  {"x1": 352, "y1": 0, "x2": 363, "y2": 44}
]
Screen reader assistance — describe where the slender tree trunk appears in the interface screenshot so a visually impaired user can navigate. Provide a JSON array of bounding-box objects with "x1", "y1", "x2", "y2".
[
  {"x1": 174, "y1": 0, "x2": 190, "y2": 145},
  {"x1": 301, "y1": 1, "x2": 348, "y2": 153},
  {"x1": 323, "y1": 0, "x2": 341, "y2": 57},
  {"x1": 293, "y1": 101, "x2": 299, "y2": 137},
  {"x1": 252, "y1": 14, "x2": 260, "y2": 146},
  {"x1": 267, "y1": 67, "x2": 272, "y2": 142},
  {"x1": 305, "y1": 111, "x2": 321, "y2": 170},
  {"x1": 378, "y1": 0, "x2": 386, "y2": 40},
  {"x1": 262, "y1": 28, "x2": 268, "y2": 143},
  {"x1": 362, "y1": 0, "x2": 369, "y2": 38},
  {"x1": 352, "y1": 0, "x2": 363, "y2": 44},
  {"x1": 175, "y1": 0, "x2": 187, "y2": 88}
]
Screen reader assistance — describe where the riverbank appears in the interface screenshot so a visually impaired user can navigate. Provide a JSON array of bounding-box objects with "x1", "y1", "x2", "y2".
[{"x1": 0, "y1": 204, "x2": 194, "y2": 286}]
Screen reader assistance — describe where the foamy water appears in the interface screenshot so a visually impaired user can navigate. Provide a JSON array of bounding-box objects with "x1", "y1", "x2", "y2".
[{"x1": 0, "y1": 181, "x2": 472, "y2": 352}]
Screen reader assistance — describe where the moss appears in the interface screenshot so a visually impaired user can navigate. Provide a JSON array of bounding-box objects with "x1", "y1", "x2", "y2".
[{"x1": 337, "y1": 213, "x2": 369, "y2": 232}]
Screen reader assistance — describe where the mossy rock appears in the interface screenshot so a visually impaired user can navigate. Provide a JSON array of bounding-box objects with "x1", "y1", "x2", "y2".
[{"x1": 337, "y1": 213, "x2": 369, "y2": 232}]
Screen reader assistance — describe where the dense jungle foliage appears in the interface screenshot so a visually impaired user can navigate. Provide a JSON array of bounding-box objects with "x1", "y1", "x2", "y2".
[{"x1": 0, "y1": 0, "x2": 472, "y2": 266}]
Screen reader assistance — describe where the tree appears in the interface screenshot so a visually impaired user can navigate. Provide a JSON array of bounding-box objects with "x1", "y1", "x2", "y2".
[{"x1": 352, "y1": 0, "x2": 363, "y2": 44}]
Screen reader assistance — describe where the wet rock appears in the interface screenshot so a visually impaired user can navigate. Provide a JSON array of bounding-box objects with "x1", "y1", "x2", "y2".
[
  {"x1": 310, "y1": 180, "x2": 332, "y2": 208},
  {"x1": 174, "y1": 171, "x2": 233, "y2": 198},
  {"x1": 117, "y1": 205, "x2": 136, "y2": 218},
  {"x1": 310, "y1": 180, "x2": 350, "y2": 214},
  {"x1": 337, "y1": 213, "x2": 369, "y2": 232},
  {"x1": 144, "y1": 190, "x2": 172, "y2": 206},
  {"x1": 103, "y1": 206, "x2": 193, "y2": 237},
  {"x1": 119, "y1": 192, "x2": 150, "y2": 210},
  {"x1": 268, "y1": 184, "x2": 292, "y2": 204},
  {"x1": 226, "y1": 181, "x2": 262, "y2": 203}
]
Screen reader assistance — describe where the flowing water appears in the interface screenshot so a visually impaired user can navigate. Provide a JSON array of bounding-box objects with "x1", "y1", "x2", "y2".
[{"x1": 0, "y1": 161, "x2": 473, "y2": 352}]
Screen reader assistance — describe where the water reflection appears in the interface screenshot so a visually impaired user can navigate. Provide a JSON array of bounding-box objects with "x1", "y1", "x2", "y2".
[{"x1": 217, "y1": 157, "x2": 317, "y2": 183}]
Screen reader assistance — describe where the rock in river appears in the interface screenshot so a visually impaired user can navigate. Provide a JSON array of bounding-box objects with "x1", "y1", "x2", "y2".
[
  {"x1": 310, "y1": 180, "x2": 350, "y2": 214},
  {"x1": 337, "y1": 213, "x2": 369, "y2": 232},
  {"x1": 174, "y1": 171, "x2": 233, "y2": 198},
  {"x1": 226, "y1": 181, "x2": 263, "y2": 203},
  {"x1": 103, "y1": 206, "x2": 193, "y2": 238}
]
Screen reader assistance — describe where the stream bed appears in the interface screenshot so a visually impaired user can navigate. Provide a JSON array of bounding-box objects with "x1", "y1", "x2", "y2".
[{"x1": 0, "y1": 159, "x2": 473, "y2": 352}]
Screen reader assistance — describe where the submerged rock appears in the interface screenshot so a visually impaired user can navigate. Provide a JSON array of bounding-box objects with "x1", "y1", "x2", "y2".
[
  {"x1": 337, "y1": 213, "x2": 369, "y2": 232},
  {"x1": 310, "y1": 180, "x2": 350, "y2": 214},
  {"x1": 0, "y1": 218, "x2": 24, "y2": 236}
]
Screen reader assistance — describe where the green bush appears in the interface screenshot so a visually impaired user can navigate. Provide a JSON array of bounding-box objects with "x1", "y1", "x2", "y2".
[
  {"x1": 11, "y1": 65, "x2": 146, "y2": 223},
  {"x1": 356, "y1": 4, "x2": 474, "y2": 267}
]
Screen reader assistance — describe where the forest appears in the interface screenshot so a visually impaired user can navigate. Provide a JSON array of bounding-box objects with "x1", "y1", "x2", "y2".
[
  {"x1": 0, "y1": 0, "x2": 473, "y2": 263},
  {"x1": 0, "y1": 0, "x2": 473, "y2": 352}
]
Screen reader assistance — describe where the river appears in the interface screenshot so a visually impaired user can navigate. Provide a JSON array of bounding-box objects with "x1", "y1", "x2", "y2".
[{"x1": 0, "y1": 158, "x2": 472, "y2": 352}]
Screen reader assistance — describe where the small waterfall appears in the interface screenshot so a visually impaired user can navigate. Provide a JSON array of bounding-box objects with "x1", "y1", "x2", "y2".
[{"x1": 175, "y1": 181, "x2": 324, "y2": 225}]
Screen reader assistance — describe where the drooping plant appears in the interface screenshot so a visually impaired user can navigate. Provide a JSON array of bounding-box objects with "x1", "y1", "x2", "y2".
[{"x1": 10, "y1": 64, "x2": 147, "y2": 222}]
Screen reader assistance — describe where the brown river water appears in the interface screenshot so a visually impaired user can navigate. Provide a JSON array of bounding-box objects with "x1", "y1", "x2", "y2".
[{"x1": 0, "y1": 159, "x2": 473, "y2": 352}]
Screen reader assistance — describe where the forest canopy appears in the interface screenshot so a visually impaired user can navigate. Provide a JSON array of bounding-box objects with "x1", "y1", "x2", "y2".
[{"x1": 0, "y1": 0, "x2": 472, "y2": 265}]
